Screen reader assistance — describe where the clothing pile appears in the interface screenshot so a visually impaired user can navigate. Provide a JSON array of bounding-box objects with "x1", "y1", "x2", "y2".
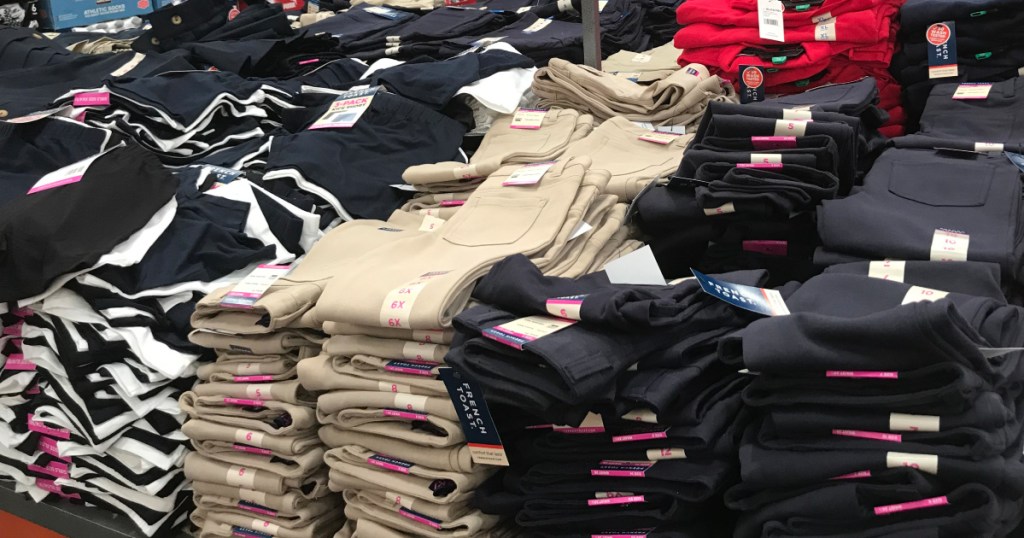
[
  {"x1": 183, "y1": 266, "x2": 342, "y2": 538},
  {"x1": 723, "y1": 269, "x2": 1024, "y2": 536},
  {"x1": 632, "y1": 79, "x2": 882, "y2": 283},
  {"x1": 891, "y1": 0, "x2": 1024, "y2": 130},
  {"x1": 456, "y1": 256, "x2": 763, "y2": 537},
  {"x1": 675, "y1": 0, "x2": 906, "y2": 136}
]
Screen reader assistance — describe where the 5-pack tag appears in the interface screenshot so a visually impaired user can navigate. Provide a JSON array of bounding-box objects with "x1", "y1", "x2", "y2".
[
  {"x1": 691, "y1": 269, "x2": 790, "y2": 316},
  {"x1": 739, "y1": 65, "x2": 765, "y2": 104},
  {"x1": 926, "y1": 21, "x2": 958, "y2": 78},
  {"x1": 439, "y1": 368, "x2": 509, "y2": 466},
  {"x1": 308, "y1": 86, "x2": 380, "y2": 130},
  {"x1": 220, "y1": 264, "x2": 292, "y2": 309}
]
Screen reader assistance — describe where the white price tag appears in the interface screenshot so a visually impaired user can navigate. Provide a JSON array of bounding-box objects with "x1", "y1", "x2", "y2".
[
  {"x1": 638, "y1": 131, "x2": 680, "y2": 145},
  {"x1": 28, "y1": 153, "x2": 102, "y2": 195},
  {"x1": 757, "y1": 0, "x2": 785, "y2": 42},
  {"x1": 974, "y1": 142, "x2": 1004, "y2": 152},
  {"x1": 929, "y1": 229, "x2": 969, "y2": 262},
  {"x1": 503, "y1": 161, "x2": 556, "y2": 186},
  {"x1": 522, "y1": 18, "x2": 552, "y2": 33},
  {"x1": 510, "y1": 108, "x2": 547, "y2": 129},
  {"x1": 901, "y1": 286, "x2": 950, "y2": 305},
  {"x1": 220, "y1": 265, "x2": 291, "y2": 309},
  {"x1": 774, "y1": 119, "x2": 810, "y2": 136},
  {"x1": 952, "y1": 83, "x2": 992, "y2": 100},
  {"x1": 868, "y1": 260, "x2": 905, "y2": 282}
]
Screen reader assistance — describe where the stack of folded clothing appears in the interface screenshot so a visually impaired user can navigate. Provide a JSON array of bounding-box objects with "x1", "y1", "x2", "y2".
[
  {"x1": 642, "y1": 0, "x2": 684, "y2": 46},
  {"x1": 54, "y1": 70, "x2": 295, "y2": 164},
  {"x1": 722, "y1": 271, "x2": 1024, "y2": 537},
  {"x1": 891, "y1": 0, "x2": 1024, "y2": 131},
  {"x1": 440, "y1": 13, "x2": 587, "y2": 65},
  {"x1": 633, "y1": 92, "x2": 863, "y2": 282},
  {"x1": 184, "y1": 274, "x2": 344, "y2": 538},
  {"x1": 675, "y1": 0, "x2": 906, "y2": 136},
  {"x1": 525, "y1": 0, "x2": 651, "y2": 57},
  {"x1": 532, "y1": 59, "x2": 737, "y2": 130},
  {"x1": 0, "y1": 133, "x2": 313, "y2": 536},
  {"x1": 456, "y1": 256, "x2": 768, "y2": 537},
  {"x1": 343, "y1": 7, "x2": 515, "y2": 62},
  {"x1": 601, "y1": 42, "x2": 683, "y2": 84}
]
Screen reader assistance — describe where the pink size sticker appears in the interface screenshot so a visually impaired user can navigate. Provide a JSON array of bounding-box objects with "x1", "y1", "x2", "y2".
[
  {"x1": 826, "y1": 370, "x2": 899, "y2": 379},
  {"x1": 25, "y1": 384, "x2": 41, "y2": 395},
  {"x1": 3, "y1": 322, "x2": 23, "y2": 336},
  {"x1": 29, "y1": 461, "x2": 69, "y2": 479},
  {"x1": 874, "y1": 495, "x2": 948, "y2": 516},
  {"x1": 383, "y1": 408, "x2": 428, "y2": 421},
  {"x1": 440, "y1": 200, "x2": 466, "y2": 207},
  {"x1": 5, "y1": 355, "x2": 36, "y2": 371},
  {"x1": 588, "y1": 495, "x2": 646, "y2": 507},
  {"x1": 832, "y1": 429, "x2": 902, "y2": 443},
  {"x1": 73, "y1": 92, "x2": 110, "y2": 107},
  {"x1": 611, "y1": 431, "x2": 667, "y2": 443},
  {"x1": 12, "y1": 307, "x2": 33, "y2": 317},
  {"x1": 36, "y1": 478, "x2": 79, "y2": 499},
  {"x1": 223, "y1": 398, "x2": 266, "y2": 407},
  {"x1": 399, "y1": 508, "x2": 442, "y2": 529},
  {"x1": 742, "y1": 240, "x2": 789, "y2": 256},
  {"x1": 751, "y1": 136, "x2": 797, "y2": 149},
  {"x1": 298, "y1": 58, "x2": 320, "y2": 65},
  {"x1": 233, "y1": 375, "x2": 274, "y2": 383},
  {"x1": 736, "y1": 163, "x2": 784, "y2": 169},
  {"x1": 28, "y1": 414, "x2": 70, "y2": 440},
  {"x1": 238, "y1": 501, "x2": 278, "y2": 518},
  {"x1": 232, "y1": 444, "x2": 272, "y2": 456},
  {"x1": 37, "y1": 437, "x2": 70, "y2": 462},
  {"x1": 831, "y1": 470, "x2": 872, "y2": 480},
  {"x1": 552, "y1": 426, "x2": 606, "y2": 434}
]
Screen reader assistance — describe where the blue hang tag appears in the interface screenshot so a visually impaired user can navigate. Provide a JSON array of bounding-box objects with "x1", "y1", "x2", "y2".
[
  {"x1": 690, "y1": 268, "x2": 790, "y2": 316},
  {"x1": 926, "y1": 21, "x2": 958, "y2": 79}
]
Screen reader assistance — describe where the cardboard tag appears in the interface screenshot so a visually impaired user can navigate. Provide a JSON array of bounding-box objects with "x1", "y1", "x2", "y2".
[
  {"x1": 503, "y1": 161, "x2": 555, "y2": 186},
  {"x1": 926, "y1": 22, "x2": 958, "y2": 79},
  {"x1": 220, "y1": 264, "x2": 291, "y2": 309},
  {"x1": 398, "y1": 508, "x2": 443, "y2": 529},
  {"x1": 782, "y1": 109, "x2": 814, "y2": 120},
  {"x1": 379, "y1": 271, "x2": 450, "y2": 329},
  {"x1": 874, "y1": 496, "x2": 948, "y2": 516},
  {"x1": 742, "y1": 240, "x2": 788, "y2": 256},
  {"x1": 703, "y1": 203, "x2": 736, "y2": 216},
  {"x1": 510, "y1": 108, "x2": 547, "y2": 129},
  {"x1": 605, "y1": 246, "x2": 667, "y2": 286},
  {"x1": 28, "y1": 414, "x2": 70, "y2": 440},
  {"x1": 774, "y1": 119, "x2": 811, "y2": 136},
  {"x1": 238, "y1": 502, "x2": 277, "y2": 518},
  {"x1": 691, "y1": 269, "x2": 789, "y2": 316},
  {"x1": 832, "y1": 470, "x2": 873, "y2": 480},
  {"x1": 522, "y1": 17, "x2": 552, "y2": 33},
  {"x1": 739, "y1": 65, "x2": 766, "y2": 104},
  {"x1": 826, "y1": 370, "x2": 898, "y2": 379},
  {"x1": 890, "y1": 413, "x2": 940, "y2": 432},
  {"x1": 868, "y1": 260, "x2": 905, "y2": 282},
  {"x1": 929, "y1": 229, "x2": 969, "y2": 262},
  {"x1": 546, "y1": 294, "x2": 586, "y2": 320},
  {"x1": 638, "y1": 131, "x2": 680, "y2": 145},
  {"x1": 757, "y1": 0, "x2": 785, "y2": 42},
  {"x1": 886, "y1": 452, "x2": 938, "y2": 474},
  {"x1": 439, "y1": 368, "x2": 509, "y2": 466},
  {"x1": 418, "y1": 215, "x2": 445, "y2": 232},
  {"x1": 631, "y1": 53, "x2": 652, "y2": 63},
  {"x1": 901, "y1": 286, "x2": 949, "y2": 305},
  {"x1": 482, "y1": 315, "x2": 576, "y2": 350},
  {"x1": 952, "y1": 83, "x2": 992, "y2": 100},
  {"x1": 28, "y1": 153, "x2": 102, "y2": 195},
  {"x1": 5, "y1": 106, "x2": 72, "y2": 124},
  {"x1": 4, "y1": 354, "x2": 35, "y2": 371},
  {"x1": 974, "y1": 142, "x2": 1003, "y2": 152},
  {"x1": 751, "y1": 136, "x2": 797, "y2": 149},
  {"x1": 308, "y1": 86, "x2": 380, "y2": 130},
  {"x1": 588, "y1": 495, "x2": 645, "y2": 507}
]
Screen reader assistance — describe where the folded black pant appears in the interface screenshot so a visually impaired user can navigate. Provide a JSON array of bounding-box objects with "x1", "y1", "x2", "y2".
[
  {"x1": 822, "y1": 260, "x2": 1007, "y2": 301},
  {"x1": 516, "y1": 493, "x2": 705, "y2": 531},
  {"x1": 692, "y1": 162, "x2": 839, "y2": 215},
  {"x1": 917, "y1": 76, "x2": 1024, "y2": 144}
]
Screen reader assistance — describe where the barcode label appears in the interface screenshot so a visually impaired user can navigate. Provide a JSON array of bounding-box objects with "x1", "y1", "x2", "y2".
[{"x1": 762, "y1": 18, "x2": 779, "y2": 25}]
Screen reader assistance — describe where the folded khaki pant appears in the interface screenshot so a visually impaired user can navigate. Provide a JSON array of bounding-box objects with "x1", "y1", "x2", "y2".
[
  {"x1": 401, "y1": 193, "x2": 472, "y2": 212},
  {"x1": 325, "y1": 446, "x2": 493, "y2": 505},
  {"x1": 193, "y1": 380, "x2": 317, "y2": 406},
  {"x1": 402, "y1": 109, "x2": 593, "y2": 187},
  {"x1": 342, "y1": 489, "x2": 502, "y2": 538},
  {"x1": 194, "y1": 442, "x2": 325, "y2": 479},
  {"x1": 183, "y1": 419, "x2": 321, "y2": 456},
  {"x1": 538, "y1": 193, "x2": 619, "y2": 274},
  {"x1": 533, "y1": 59, "x2": 738, "y2": 127},
  {"x1": 318, "y1": 427, "x2": 476, "y2": 473},
  {"x1": 185, "y1": 452, "x2": 298, "y2": 495},
  {"x1": 560, "y1": 116, "x2": 693, "y2": 201},
  {"x1": 193, "y1": 507, "x2": 345, "y2": 538},
  {"x1": 66, "y1": 37, "x2": 135, "y2": 54},
  {"x1": 323, "y1": 335, "x2": 449, "y2": 363},
  {"x1": 195, "y1": 493, "x2": 339, "y2": 526},
  {"x1": 192, "y1": 480, "x2": 331, "y2": 514},
  {"x1": 335, "y1": 518, "x2": 405, "y2": 538},
  {"x1": 547, "y1": 202, "x2": 630, "y2": 279},
  {"x1": 321, "y1": 323, "x2": 454, "y2": 344},
  {"x1": 198, "y1": 354, "x2": 299, "y2": 381},
  {"x1": 192, "y1": 220, "x2": 426, "y2": 335},
  {"x1": 298, "y1": 354, "x2": 446, "y2": 395},
  {"x1": 315, "y1": 157, "x2": 595, "y2": 329},
  {"x1": 189, "y1": 330, "x2": 324, "y2": 355},
  {"x1": 530, "y1": 166, "x2": 611, "y2": 272},
  {"x1": 180, "y1": 392, "x2": 319, "y2": 435},
  {"x1": 318, "y1": 390, "x2": 457, "y2": 421},
  {"x1": 317, "y1": 409, "x2": 464, "y2": 447},
  {"x1": 602, "y1": 42, "x2": 685, "y2": 82}
]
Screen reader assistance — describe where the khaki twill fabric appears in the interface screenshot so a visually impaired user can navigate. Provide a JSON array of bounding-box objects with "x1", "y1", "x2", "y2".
[
  {"x1": 180, "y1": 393, "x2": 319, "y2": 435},
  {"x1": 323, "y1": 334, "x2": 449, "y2": 362},
  {"x1": 187, "y1": 329, "x2": 323, "y2": 355},
  {"x1": 548, "y1": 203, "x2": 630, "y2": 278},
  {"x1": 317, "y1": 390, "x2": 458, "y2": 421},
  {"x1": 197, "y1": 354, "x2": 299, "y2": 381},
  {"x1": 560, "y1": 116, "x2": 692, "y2": 202},
  {"x1": 531, "y1": 166, "x2": 611, "y2": 272},
  {"x1": 533, "y1": 59, "x2": 738, "y2": 126},
  {"x1": 321, "y1": 322, "x2": 454, "y2": 344},
  {"x1": 191, "y1": 445, "x2": 325, "y2": 480},
  {"x1": 194, "y1": 508, "x2": 345, "y2": 538},
  {"x1": 316, "y1": 406, "x2": 464, "y2": 447},
  {"x1": 318, "y1": 427, "x2": 477, "y2": 473},
  {"x1": 297, "y1": 354, "x2": 446, "y2": 395},
  {"x1": 191, "y1": 220, "x2": 426, "y2": 335},
  {"x1": 342, "y1": 489, "x2": 502, "y2": 538},
  {"x1": 182, "y1": 419, "x2": 321, "y2": 456},
  {"x1": 602, "y1": 42, "x2": 684, "y2": 82},
  {"x1": 195, "y1": 494, "x2": 339, "y2": 526},
  {"x1": 193, "y1": 380, "x2": 317, "y2": 406},
  {"x1": 191, "y1": 481, "x2": 327, "y2": 514},
  {"x1": 401, "y1": 109, "x2": 593, "y2": 187},
  {"x1": 315, "y1": 156, "x2": 595, "y2": 329}
]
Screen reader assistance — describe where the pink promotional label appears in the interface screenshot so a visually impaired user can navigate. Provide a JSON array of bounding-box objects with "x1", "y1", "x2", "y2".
[
  {"x1": 72, "y1": 92, "x2": 110, "y2": 107},
  {"x1": 298, "y1": 58, "x2": 320, "y2": 65},
  {"x1": 553, "y1": 425, "x2": 606, "y2": 434},
  {"x1": 750, "y1": 136, "x2": 797, "y2": 149},
  {"x1": 826, "y1": 370, "x2": 899, "y2": 379},
  {"x1": 35, "y1": 478, "x2": 80, "y2": 500},
  {"x1": 611, "y1": 431, "x2": 667, "y2": 443},
  {"x1": 735, "y1": 163, "x2": 784, "y2": 169},
  {"x1": 223, "y1": 398, "x2": 266, "y2": 407},
  {"x1": 232, "y1": 444, "x2": 272, "y2": 456},
  {"x1": 587, "y1": 495, "x2": 646, "y2": 507},
  {"x1": 399, "y1": 508, "x2": 442, "y2": 529},
  {"x1": 2, "y1": 322, "x2": 23, "y2": 336},
  {"x1": 742, "y1": 240, "x2": 789, "y2": 257},
  {"x1": 238, "y1": 501, "x2": 278, "y2": 518},
  {"x1": 29, "y1": 461, "x2": 69, "y2": 479},
  {"x1": 383, "y1": 408, "x2": 428, "y2": 421},
  {"x1": 233, "y1": 375, "x2": 274, "y2": 383},
  {"x1": 28, "y1": 414, "x2": 71, "y2": 440},
  {"x1": 37, "y1": 437, "x2": 70, "y2": 462},
  {"x1": 874, "y1": 495, "x2": 948, "y2": 516},
  {"x1": 12, "y1": 307, "x2": 33, "y2": 317},
  {"x1": 5, "y1": 355, "x2": 36, "y2": 371},
  {"x1": 831, "y1": 470, "x2": 872, "y2": 480},
  {"x1": 832, "y1": 429, "x2": 902, "y2": 443},
  {"x1": 439, "y1": 200, "x2": 466, "y2": 207}
]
